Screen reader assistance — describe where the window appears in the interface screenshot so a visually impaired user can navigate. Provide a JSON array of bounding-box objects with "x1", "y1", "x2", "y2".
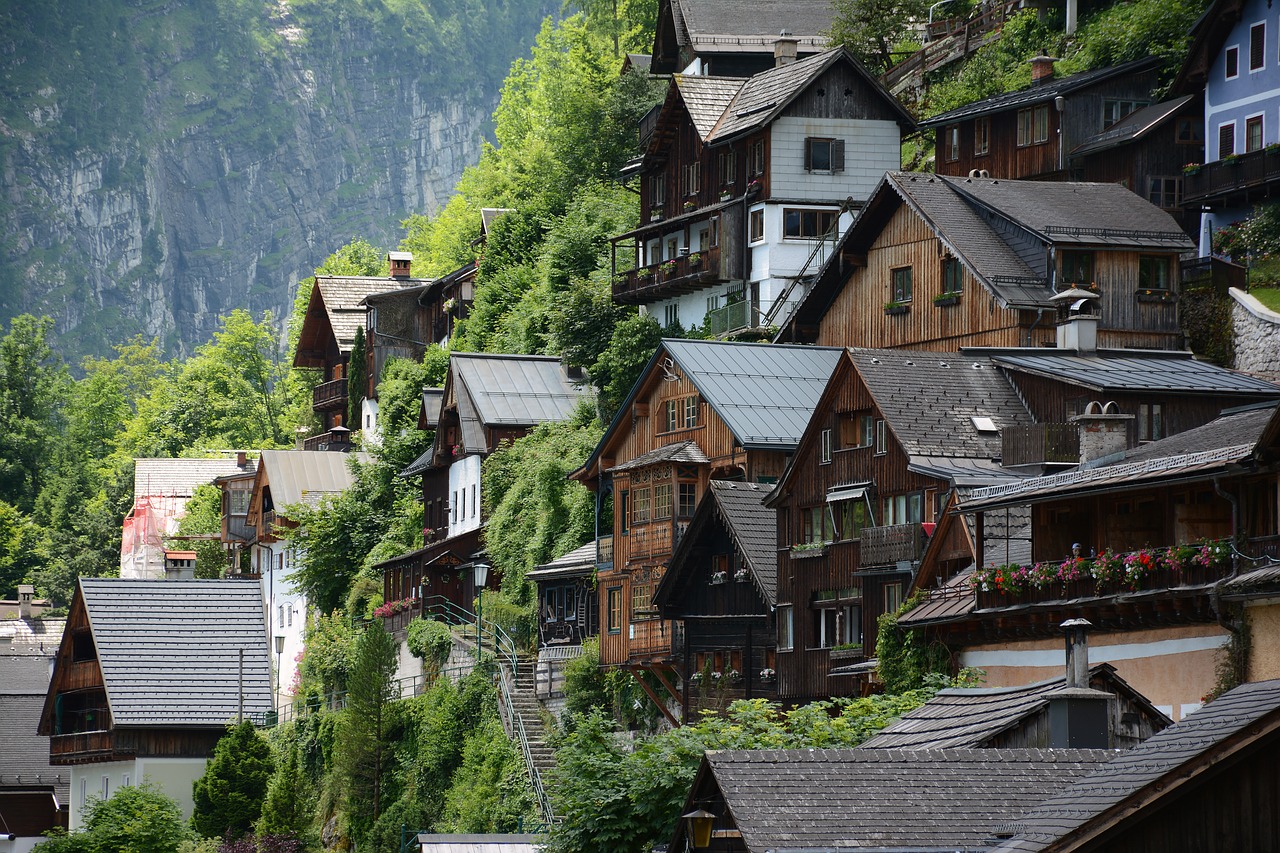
[
  {"x1": 1102, "y1": 99, "x2": 1147, "y2": 129},
  {"x1": 681, "y1": 161, "x2": 700, "y2": 196},
  {"x1": 883, "y1": 582, "x2": 904, "y2": 614},
  {"x1": 664, "y1": 398, "x2": 679, "y2": 431},
  {"x1": 631, "y1": 582, "x2": 654, "y2": 619},
  {"x1": 942, "y1": 257, "x2": 963, "y2": 295},
  {"x1": 654, "y1": 483, "x2": 673, "y2": 520},
  {"x1": 946, "y1": 125, "x2": 959, "y2": 161},
  {"x1": 1252, "y1": 23, "x2": 1266, "y2": 71},
  {"x1": 840, "y1": 413, "x2": 874, "y2": 449},
  {"x1": 1139, "y1": 256, "x2": 1171, "y2": 291},
  {"x1": 1176, "y1": 118, "x2": 1203, "y2": 144},
  {"x1": 607, "y1": 587, "x2": 622, "y2": 633},
  {"x1": 230, "y1": 486, "x2": 251, "y2": 515},
  {"x1": 1226, "y1": 45, "x2": 1240, "y2": 78},
  {"x1": 1220, "y1": 122, "x2": 1236, "y2": 158},
  {"x1": 1139, "y1": 403, "x2": 1164, "y2": 441},
  {"x1": 802, "y1": 505, "x2": 835, "y2": 545},
  {"x1": 649, "y1": 175, "x2": 665, "y2": 209},
  {"x1": 749, "y1": 138, "x2": 766, "y2": 176},
  {"x1": 450, "y1": 490, "x2": 457, "y2": 524},
  {"x1": 102, "y1": 776, "x2": 109, "y2": 799},
  {"x1": 778, "y1": 605, "x2": 794, "y2": 651},
  {"x1": 833, "y1": 497, "x2": 870, "y2": 541},
  {"x1": 471, "y1": 484, "x2": 477, "y2": 518},
  {"x1": 891, "y1": 266, "x2": 913, "y2": 302},
  {"x1": 804, "y1": 137, "x2": 845, "y2": 172},
  {"x1": 883, "y1": 492, "x2": 924, "y2": 525},
  {"x1": 783, "y1": 208, "x2": 838, "y2": 238},
  {"x1": 287, "y1": 606, "x2": 293, "y2": 627},
  {"x1": 664, "y1": 304, "x2": 680, "y2": 328},
  {"x1": 749, "y1": 208, "x2": 764, "y2": 242},
  {"x1": 664, "y1": 395, "x2": 697, "y2": 431},
  {"x1": 544, "y1": 587, "x2": 561, "y2": 622},
  {"x1": 619, "y1": 490, "x2": 629, "y2": 534},
  {"x1": 678, "y1": 482, "x2": 697, "y2": 518},
  {"x1": 122, "y1": 774, "x2": 131, "y2": 788},
  {"x1": 278, "y1": 605, "x2": 285, "y2": 628},
  {"x1": 974, "y1": 117, "x2": 990, "y2": 155},
  {"x1": 81, "y1": 778, "x2": 87, "y2": 807},
  {"x1": 718, "y1": 150, "x2": 737, "y2": 186},
  {"x1": 812, "y1": 590, "x2": 862, "y2": 649},
  {"x1": 684, "y1": 395, "x2": 698, "y2": 428},
  {"x1": 1147, "y1": 176, "x2": 1182, "y2": 210},
  {"x1": 875, "y1": 419, "x2": 887, "y2": 455},
  {"x1": 1017, "y1": 105, "x2": 1050, "y2": 146},
  {"x1": 1061, "y1": 250, "x2": 1095, "y2": 285},
  {"x1": 632, "y1": 487, "x2": 650, "y2": 524},
  {"x1": 820, "y1": 428, "x2": 833, "y2": 464},
  {"x1": 1247, "y1": 114, "x2": 1264, "y2": 151}
]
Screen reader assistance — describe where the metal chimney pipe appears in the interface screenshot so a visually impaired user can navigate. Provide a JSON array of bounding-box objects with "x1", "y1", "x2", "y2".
[{"x1": 1062, "y1": 617, "x2": 1092, "y2": 688}]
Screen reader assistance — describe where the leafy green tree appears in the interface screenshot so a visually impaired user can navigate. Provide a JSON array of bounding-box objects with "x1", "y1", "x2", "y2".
[
  {"x1": 336, "y1": 621, "x2": 400, "y2": 842},
  {"x1": 296, "y1": 610, "x2": 359, "y2": 704},
  {"x1": 0, "y1": 315, "x2": 70, "y2": 513},
  {"x1": 438, "y1": 714, "x2": 535, "y2": 832},
  {"x1": 192, "y1": 721, "x2": 276, "y2": 840},
  {"x1": 590, "y1": 313, "x2": 664, "y2": 422},
  {"x1": 828, "y1": 0, "x2": 928, "y2": 74},
  {"x1": 168, "y1": 483, "x2": 232, "y2": 579},
  {"x1": 0, "y1": 500, "x2": 48, "y2": 601},
  {"x1": 33, "y1": 782, "x2": 194, "y2": 853},
  {"x1": 406, "y1": 619, "x2": 455, "y2": 676}
]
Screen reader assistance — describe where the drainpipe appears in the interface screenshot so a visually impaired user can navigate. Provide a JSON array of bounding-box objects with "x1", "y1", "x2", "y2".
[{"x1": 1026, "y1": 307, "x2": 1051, "y2": 347}]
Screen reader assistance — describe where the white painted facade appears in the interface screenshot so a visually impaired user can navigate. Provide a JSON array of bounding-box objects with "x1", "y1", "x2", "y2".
[
  {"x1": 253, "y1": 543, "x2": 306, "y2": 710},
  {"x1": 447, "y1": 453, "x2": 483, "y2": 538},
  {"x1": 361, "y1": 397, "x2": 382, "y2": 448},
  {"x1": 68, "y1": 756, "x2": 207, "y2": 830},
  {"x1": 768, "y1": 116, "x2": 901, "y2": 201}
]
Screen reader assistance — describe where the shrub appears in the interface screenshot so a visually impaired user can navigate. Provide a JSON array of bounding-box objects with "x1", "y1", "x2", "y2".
[{"x1": 406, "y1": 619, "x2": 455, "y2": 674}]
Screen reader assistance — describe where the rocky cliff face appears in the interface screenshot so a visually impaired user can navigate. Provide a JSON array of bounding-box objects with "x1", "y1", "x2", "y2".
[{"x1": 0, "y1": 0, "x2": 543, "y2": 359}]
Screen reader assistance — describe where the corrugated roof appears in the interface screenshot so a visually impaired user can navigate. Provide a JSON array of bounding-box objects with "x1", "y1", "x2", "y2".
[
  {"x1": 996, "y1": 678, "x2": 1280, "y2": 851},
  {"x1": 921, "y1": 58, "x2": 1161, "y2": 127},
  {"x1": 990, "y1": 351, "x2": 1280, "y2": 395},
  {"x1": 78, "y1": 579, "x2": 272, "y2": 727},
  {"x1": 699, "y1": 748, "x2": 1114, "y2": 851},
  {"x1": 259, "y1": 450, "x2": 362, "y2": 508},
  {"x1": 665, "y1": 339, "x2": 843, "y2": 449},
  {"x1": 134, "y1": 457, "x2": 255, "y2": 501},
  {"x1": 452, "y1": 354, "x2": 591, "y2": 427},
  {"x1": 1072, "y1": 95, "x2": 1196, "y2": 157}
]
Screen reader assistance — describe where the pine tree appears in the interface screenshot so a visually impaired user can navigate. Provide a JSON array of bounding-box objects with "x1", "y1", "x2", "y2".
[
  {"x1": 191, "y1": 721, "x2": 275, "y2": 840},
  {"x1": 336, "y1": 621, "x2": 400, "y2": 841},
  {"x1": 256, "y1": 742, "x2": 315, "y2": 844}
]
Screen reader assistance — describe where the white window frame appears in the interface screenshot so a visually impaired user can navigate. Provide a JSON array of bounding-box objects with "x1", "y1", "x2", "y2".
[
  {"x1": 1246, "y1": 111, "x2": 1265, "y2": 152},
  {"x1": 875, "y1": 419, "x2": 887, "y2": 455},
  {"x1": 1226, "y1": 44, "x2": 1241, "y2": 79},
  {"x1": 820, "y1": 428, "x2": 833, "y2": 464},
  {"x1": 777, "y1": 605, "x2": 794, "y2": 651}
]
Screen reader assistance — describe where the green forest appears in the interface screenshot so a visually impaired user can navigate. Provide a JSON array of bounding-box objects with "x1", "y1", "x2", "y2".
[{"x1": 9, "y1": 0, "x2": 1217, "y2": 849}]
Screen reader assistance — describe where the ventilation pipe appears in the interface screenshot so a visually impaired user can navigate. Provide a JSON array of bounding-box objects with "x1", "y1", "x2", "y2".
[{"x1": 1047, "y1": 618, "x2": 1113, "y2": 748}]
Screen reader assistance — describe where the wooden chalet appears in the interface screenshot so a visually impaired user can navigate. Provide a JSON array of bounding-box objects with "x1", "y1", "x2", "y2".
[
  {"x1": 649, "y1": 0, "x2": 832, "y2": 76},
  {"x1": 571, "y1": 339, "x2": 842, "y2": 715},
  {"x1": 528, "y1": 541, "x2": 600, "y2": 700},
  {"x1": 765, "y1": 347, "x2": 1034, "y2": 703},
  {"x1": 292, "y1": 252, "x2": 428, "y2": 449},
  {"x1": 38, "y1": 579, "x2": 271, "y2": 828},
  {"x1": 921, "y1": 57, "x2": 1160, "y2": 182},
  {"x1": 904, "y1": 400, "x2": 1280, "y2": 720},
  {"x1": 614, "y1": 47, "x2": 914, "y2": 334},
  {"x1": 379, "y1": 353, "x2": 590, "y2": 632},
  {"x1": 777, "y1": 172, "x2": 1196, "y2": 349},
  {"x1": 653, "y1": 480, "x2": 779, "y2": 719}
]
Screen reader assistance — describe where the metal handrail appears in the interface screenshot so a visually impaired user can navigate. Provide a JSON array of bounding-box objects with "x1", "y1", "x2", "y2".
[
  {"x1": 421, "y1": 595, "x2": 519, "y2": 673},
  {"x1": 250, "y1": 664, "x2": 474, "y2": 727},
  {"x1": 496, "y1": 662, "x2": 555, "y2": 824}
]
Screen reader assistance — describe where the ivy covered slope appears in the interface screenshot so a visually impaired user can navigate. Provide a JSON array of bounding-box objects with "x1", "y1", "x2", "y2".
[{"x1": 0, "y1": 0, "x2": 549, "y2": 361}]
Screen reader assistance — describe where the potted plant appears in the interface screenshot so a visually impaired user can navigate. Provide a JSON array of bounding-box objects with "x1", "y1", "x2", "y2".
[
  {"x1": 933, "y1": 291, "x2": 959, "y2": 307},
  {"x1": 884, "y1": 300, "x2": 909, "y2": 315},
  {"x1": 719, "y1": 190, "x2": 732, "y2": 202},
  {"x1": 688, "y1": 252, "x2": 702, "y2": 268},
  {"x1": 790, "y1": 541, "x2": 826, "y2": 557},
  {"x1": 689, "y1": 671, "x2": 704, "y2": 685},
  {"x1": 733, "y1": 567, "x2": 749, "y2": 583},
  {"x1": 727, "y1": 669, "x2": 742, "y2": 684},
  {"x1": 710, "y1": 570, "x2": 729, "y2": 585},
  {"x1": 683, "y1": 200, "x2": 697, "y2": 212},
  {"x1": 759, "y1": 667, "x2": 776, "y2": 683},
  {"x1": 660, "y1": 260, "x2": 679, "y2": 277},
  {"x1": 1182, "y1": 162, "x2": 1202, "y2": 176}
]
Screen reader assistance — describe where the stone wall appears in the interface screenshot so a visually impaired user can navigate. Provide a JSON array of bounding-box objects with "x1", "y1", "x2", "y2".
[{"x1": 1230, "y1": 288, "x2": 1280, "y2": 380}]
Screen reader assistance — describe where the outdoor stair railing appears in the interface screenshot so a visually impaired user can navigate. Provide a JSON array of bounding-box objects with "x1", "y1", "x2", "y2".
[{"x1": 497, "y1": 662, "x2": 556, "y2": 825}]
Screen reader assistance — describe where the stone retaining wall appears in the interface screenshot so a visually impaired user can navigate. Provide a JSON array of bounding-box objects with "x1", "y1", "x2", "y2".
[{"x1": 1231, "y1": 288, "x2": 1280, "y2": 380}]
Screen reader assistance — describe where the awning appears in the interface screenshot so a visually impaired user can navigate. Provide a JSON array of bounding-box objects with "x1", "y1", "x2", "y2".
[{"x1": 826, "y1": 483, "x2": 871, "y2": 503}]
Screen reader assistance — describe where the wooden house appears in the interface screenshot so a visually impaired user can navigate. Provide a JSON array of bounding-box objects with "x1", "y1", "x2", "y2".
[
  {"x1": 649, "y1": 0, "x2": 832, "y2": 76},
  {"x1": 292, "y1": 252, "x2": 429, "y2": 449},
  {"x1": 613, "y1": 47, "x2": 914, "y2": 334},
  {"x1": 527, "y1": 541, "x2": 600, "y2": 700},
  {"x1": 766, "y1": 347, "x2": 1034, "y2": 703},
  {"x1": 653, "y1": 480, "x2": 779, "y2": 719},
  {"x1": 571, "y1": 339, "x2": 842, "y2": 716},
  {"x1": 921, "y1": 57, "x2": 1160, "y2": 182},
  {"x1": 993, "y1": 678, "x2": 1280, "y2": 852},
  {"x1": 38, "y1": 579, "x2": 271, "y2": 829},
  {"x1": 903, "y1": 399, "x2": 1280, "y2": 720},
  {"x1": 777, "y1": 172, "x2": 1195, "y2": 349},
  {"x1": 378, "y1": 353, "x2": 590, "y2": 632}
]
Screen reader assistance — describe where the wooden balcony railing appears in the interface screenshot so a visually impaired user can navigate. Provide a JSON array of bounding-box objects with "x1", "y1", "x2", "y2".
[
  {"x1": 861, "y1": 522, "x2": 925, "y2": 567},
  {"x1": 302, "y1": 430, "x2": 353, "y2": 452},
  {"x1": 1003, "y1": 423, "x2": 1080, "y2": 468},
  {"x1": 597, "y1": 534, "x2": 614, "y2": 568},
  {"x1": 51, "y1": 730, "x2": 116, "y2": 761},
  {"x1": 312, "y1": 377, "x2": 348, "y2": 411},
  {"x1": 613, "y1": 246, "x2": 721, "y2": 305},
  {"x1": 1184, "y1": 147, "x2": 1280, "y2": 204}
]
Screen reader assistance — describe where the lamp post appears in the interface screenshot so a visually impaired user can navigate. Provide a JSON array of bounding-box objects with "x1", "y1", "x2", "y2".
[
  {"x1": 683, "y1": 808, "x2": 715, "y2": 849},
  {"x1": 473, "y1": 562, "x2": 490, "y2": 657},
  {"x1": 274, "y1": 634, "x2": 285, "y2": 713}
]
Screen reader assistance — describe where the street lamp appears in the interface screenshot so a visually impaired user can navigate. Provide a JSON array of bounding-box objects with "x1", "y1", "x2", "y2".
[
  {"x1": 682, "y1": 808, "x2": 715, "y2": 849},
  {"x1": 473, "y1": 562, "x2": 490, "y2": 657},
  {"x1": 274, "y1": 634, "x2": 286, "y2": 712}
]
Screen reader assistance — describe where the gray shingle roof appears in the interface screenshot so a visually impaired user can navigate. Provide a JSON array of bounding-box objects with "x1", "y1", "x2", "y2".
[
  {"x1": 315, "y1": 276, "x2": 422, "y2": 352},
  {"x1": 527, "y1": 540, "x2": 598, "y2": 582},
  {"x1": 989, "y1": 351, "x2": 1280, "y2": 396},
  {"x1": 134, "y1": 456, "x2": 255, "y2": 501},
  {"x1": 78, "y1": 578, "x2": 272, "y2": 727},
  {"x1": 710, "y1": 480, "x2": 777, "y2": 604},
  {"x1": 451, "y1": 354, "x2": 591, "y2": 427},
  {"x1": 674, "y1": 74, "x2": 744, "y2": 140},
  {"x1": 701, "y1": 748, "x2": 1114, "y2": 851},
  {"x1": 608, "y1": 439, "x2": 711, "y2": 473},
  {"x1": 1072, "y1": 95, "x2": 1196, "y2": 157},
  {"x1": 849, "y1": 348, "x2": 1033, "y2": 459},
  {"x1": 673, "y1": 0, "x2": 834, "y2": 51},
  {"x1": 0, "y1": 691, "x2": 67, "y2": 799},
  {"x1": 1123, "y1": 402, "x2": 1277, "y2": 463},
  {"x1": 665, "y1": 339, "x2": 844, "y2": 450},
  {"x1": 995, "y1": 678, "x2": 1280, "y2": 852},
  {"x1": 920, "y1": 58, "x2": 1161, "y2": 128},
  {"x1": 259, "y1": 450, "x2": 362, "y2": 508}
]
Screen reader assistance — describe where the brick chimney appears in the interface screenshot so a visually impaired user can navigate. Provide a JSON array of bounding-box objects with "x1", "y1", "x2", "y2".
[
  {"x1": 388, "y1": 251, "x2": 413, "y2": 279},
  {"x1": 17, "y1": 584, "x2": 33, "y2": 620},
  {"x1": 774, "y1": 31, "x2": 798, "y2": 66},
  {"x1": 1046, "y1": 618, "x2": 1113, "y2": 749},
  {"x1": 236, "y1": 450, "x2": 248, "y2": 468},
  {"x1": 1030, "y1": 55, "x2": 1057, "y2": 85},
  {"x1": 1071, "y1": 401, "x2": 1135, "y2": 468}
]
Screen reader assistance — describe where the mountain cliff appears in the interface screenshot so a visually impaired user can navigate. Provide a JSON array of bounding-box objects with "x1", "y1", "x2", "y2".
[{"x1": 0, "y1": 0, "x2": 548, "y2": 359}]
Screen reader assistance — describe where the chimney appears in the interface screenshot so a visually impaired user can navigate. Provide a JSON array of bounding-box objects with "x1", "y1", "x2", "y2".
[
  {"x1": 236, "y1": 450, "x2": 248, "y2": 468},
  {"x1": 1030, "y1": 55, "x2": 1057, "y2": 85},
  {"x1": 1047, "y1": 618, "x2": 1112, "y2": 749},
  {"x1": 18, "y1": 584, "x2": 33, "y2": 620},
  {"x1": 1056, "y1": 314, "x2": 1098, "y2": 352},
  {"x1": 774, "y1": 31, "x2": 798, "y2": 66},
  {"x1": 1070, "y1": 401, "x2": 1135, "y2": 468},
  {"x1": 388, "y1": 251, "x2": 413, "y2": 279},
  {"x1": 164, "y1": 551, "x2": 197, "y2": 580}
]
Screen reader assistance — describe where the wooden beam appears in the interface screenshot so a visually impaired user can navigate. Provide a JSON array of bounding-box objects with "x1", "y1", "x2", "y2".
[{"x1": 629, "y1": 666, "x2": 680, "y2": 727}]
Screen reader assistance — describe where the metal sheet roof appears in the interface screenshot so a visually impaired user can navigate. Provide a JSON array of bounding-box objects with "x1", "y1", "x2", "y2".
[
  {"x1": 990, "y1": 351, "x2": 1280, "y2": 395},
  {"x1": 451, "y1": 354, "x2": 591, "y2": 427},
  {"x1": 416, "y1": 834, "x2": 540, "y2": 853},
  {"x1": 78, "y1": 579, "x2": 272, "y2": 727},
  {"x1": 1072, "y1": 95, "x2": 1196, "y2": 157},
  {"x1": 664, "y1": 339, "x2": 843, "y2": 449},
  {"x1": 259, "y1": 450, "x2": 363, "y2": 508}
]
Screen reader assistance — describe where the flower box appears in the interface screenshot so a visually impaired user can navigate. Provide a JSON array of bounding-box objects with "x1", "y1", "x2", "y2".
[
  {"x1": 733, "y1": 569, "x2": 750, "y2": 583},
  {"x1": 933, "y1": 295, "x2": 959, "y2": 307},
  {"x1": 790, "y1": 544, "x2": 827, "y2": 558},
  {"x1": 884, "y1": 303, "x2": 910, "y2": 316},
  {"x1": 710, "y1": 571, "x2": 729, "y2": 585},
  {"x1": 1135, "y1": 290, "x2": 1176, "y2": 303}
]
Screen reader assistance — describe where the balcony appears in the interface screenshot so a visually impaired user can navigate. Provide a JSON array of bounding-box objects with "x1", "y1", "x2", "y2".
[
  {"x1": 1184, "y1": 147, "x2": 1280, "y2": 205},
  {"x1": 1002, "y1": 423, "x2": 1080, "y2": 468},
  {"x1": 707, "y1": 296, "x2": 759, "y2": 336},
  {"x1": 302, "y1": 429, "x2": 353, "y2": 452},
  {"x1": 313, "y1": 377, "x2": 348, "y2": 411},
  {"x1": 614, "y1": 247, "x2": 721, "y2": 305},
  {"x1": 861, "y1": 522, "x2": 925, "y2": 568},
  {"x1": 51, "y1": 730, "x2": 118, "y2": 763}
]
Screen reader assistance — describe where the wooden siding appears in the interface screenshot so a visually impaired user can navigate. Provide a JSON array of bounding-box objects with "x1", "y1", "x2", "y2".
[
  {"x1": 815, "y1": 204, "x2": 1050, "y2": 350},
  {"x1": 779, "y1": 64, "x2": 908, "y2": 124}
]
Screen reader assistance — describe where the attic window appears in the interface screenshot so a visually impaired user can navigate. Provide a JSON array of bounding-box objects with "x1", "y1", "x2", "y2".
[
  {"x1": 72, "y1": 631, "x2": 97, "y2": 662},
  {"x1": 971, "y1": 416, "x2": 999, "y2": 434}
]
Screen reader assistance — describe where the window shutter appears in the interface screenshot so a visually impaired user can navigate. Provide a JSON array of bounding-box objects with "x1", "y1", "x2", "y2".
[
  {"x1": 1220, "y1": 123, "x2": 1236, "y2": 158},
  {"x1": 803, "y1": 137, "x2": 813, "y2": 171},
  {"x1": 832, "y1": 139, "x2": 845, "y2": 172}
]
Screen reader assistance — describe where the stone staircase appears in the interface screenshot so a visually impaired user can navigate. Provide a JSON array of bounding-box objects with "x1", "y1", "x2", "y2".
[{"x1": 500, "y1": 652, "x2": 557, "y2": 821}]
